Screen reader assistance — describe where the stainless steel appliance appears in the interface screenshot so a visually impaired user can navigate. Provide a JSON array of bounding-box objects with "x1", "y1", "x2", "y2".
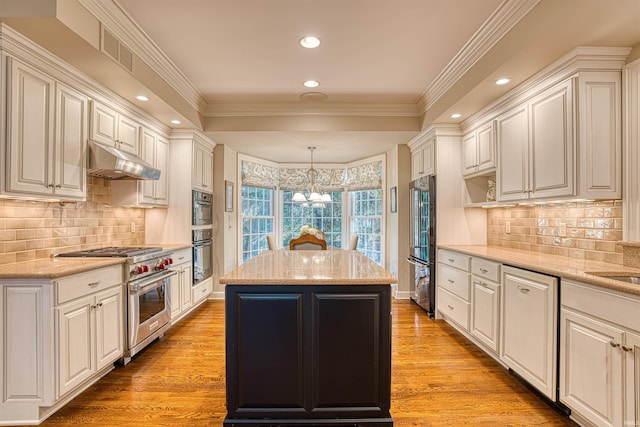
[
  {"x1": 406, "y1": 175, "x2": 436, "y2": 316},
  {"x1": 192, "y1": 229, "x2": 212, "y2": 284},
  {"x1": 56, "y1": 246, "x2": 175, "y2": 364},
  {"x1": 192, "y1": 190, "x2": 213, "y2": 226}
]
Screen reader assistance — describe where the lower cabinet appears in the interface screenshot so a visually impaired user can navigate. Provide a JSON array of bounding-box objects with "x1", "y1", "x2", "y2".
[
  {"x1": 501, "y1": 265, "x2": 558, "y2": 400},
  {"x1": 57, "y1": 285, "x2": 123, "y2": 398},
  {"x1": 560, "y1": 279, "x2": 640, "y2": 427},
  {"x1": 169, "y1": 249, "x2": 193, "y2": 322},
  {"x1": 224, "y1": 284, "x2": 392, "y2": 426},
  {"x1": 470, "y1": 277, "x2": 501, "y2": 353}
]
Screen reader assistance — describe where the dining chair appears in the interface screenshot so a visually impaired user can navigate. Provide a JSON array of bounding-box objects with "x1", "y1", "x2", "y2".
[
  {"x1": 289, "y1": 234, "x2": 327, "y2": 250},
  {"x1": 349, "y1": 234, "x2": 359, "y2": 250},
  {"x1": 266, "y1": 234, "x2": 277, "y2": 250}
]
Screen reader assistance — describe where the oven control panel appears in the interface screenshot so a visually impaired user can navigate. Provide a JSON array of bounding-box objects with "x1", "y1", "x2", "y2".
[{"x1": 129, "y1": 256, "x2": 173, "y2": 279}]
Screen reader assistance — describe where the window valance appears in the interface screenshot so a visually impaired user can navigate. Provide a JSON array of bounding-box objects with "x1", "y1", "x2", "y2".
[
  {"x1": 343, "y1": 161, "x2": 383, "y2": 191},
  {"x1": 279, "y1": 168, "x2": 345, "y2": 192},
  {"x1": 241, "y1": 161, "x2": 279, "y2": 189}
]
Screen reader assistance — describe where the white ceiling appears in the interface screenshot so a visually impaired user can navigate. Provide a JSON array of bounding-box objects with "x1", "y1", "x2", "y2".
[{"x1": 7, "y1": 0, "x2": 640, "y2": 163}]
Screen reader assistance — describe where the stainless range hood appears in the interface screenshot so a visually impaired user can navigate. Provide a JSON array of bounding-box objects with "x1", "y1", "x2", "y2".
[{"x1": 87, "y1": 140, "x2": 160, "y2": 180}]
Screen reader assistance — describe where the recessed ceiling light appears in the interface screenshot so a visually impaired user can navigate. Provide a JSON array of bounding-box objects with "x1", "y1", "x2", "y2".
[
  {"x1": 170, "y1": 119, "x2": 181, "y2": 125},
  {"x1": 495, "y1": 78, "x2": 510, "y2": 85},
  {"x1": 450, "y1": 113, "x2": 462, "y2": 119},
  {"x1": 136, "y1": 95, "x2": 150, "y2": 101},
  {"x1": 300, "y1": 36, "x2": 320, "y2": 49},
  {"x1": 304, "y1": 80, "x2": 320, "y2": 88}
]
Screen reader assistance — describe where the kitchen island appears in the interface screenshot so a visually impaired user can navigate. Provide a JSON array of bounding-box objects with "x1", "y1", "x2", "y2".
[{"x1": 220, "y1": 248, "x2": 397, "y2": 427}]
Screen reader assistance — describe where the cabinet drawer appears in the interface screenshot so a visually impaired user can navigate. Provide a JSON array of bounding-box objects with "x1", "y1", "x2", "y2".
[
  {"x1": 172, "y1": 247, "x2": 192, "y2": 265},
  {"x1": 56, "y1": 265, "x2": 123, "y2": 305},
  {"x1": 438, "y1": 264, "x2": 471, "y2": 301},
  {"x1": 438, "y1": 249, "x2": 471, "y2": 272},
  {"x1": 438, "y1": 287, "x2": 470, "y2": 331},
  {"x1": 193, "y1": 279, "x2": 212, "y2": 304},
  {"x1": 472, "y1": 257, "x2": 501, "y2": 283},
  {"x1": 562, "y1": 279, "x2": 640, "y2": 332}
]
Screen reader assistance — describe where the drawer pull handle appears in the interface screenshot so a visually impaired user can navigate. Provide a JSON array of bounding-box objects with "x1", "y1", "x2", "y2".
[
  {"x1": 178, "y1": 257, "x2": 185, "y2": 261},
  {"x1": 622, "y1": 344, "x2": 633, "y2": 352},
  {"x1": 447, "y1": 304, "x2": 454, "y2": 311},
  {"x1": 96, "y1": 302, "x2": 103, "y2": 307},
  {"x1": 448, "y1": 258, "x2": 455, "y2": 263},
  {"x1": 88, "y1": 281, "x2": 101, "y2": 287},
  {"x1": 517, "y1": 286, "x2": 530, "y2": 293},
  {"x1": 479, "y1": 281, "x2": 488, "y2": 288},
  {"x1": 610, "y1": 340, "x2": 620, "y2": 348},
  {"x1": 480, "y1": 268, "x2": 488, "y2": 273},
  {"x1": 448, "y1": 279, "x2": 455, "y2": 285}
]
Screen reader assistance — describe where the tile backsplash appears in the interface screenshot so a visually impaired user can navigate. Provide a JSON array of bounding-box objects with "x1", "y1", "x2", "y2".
[
  {"x1": 487, "y1": 200, "x2": 623, "y2": 265},
  {"x1": 0, "y1": 177, "x2": 145, "y2": 265}
]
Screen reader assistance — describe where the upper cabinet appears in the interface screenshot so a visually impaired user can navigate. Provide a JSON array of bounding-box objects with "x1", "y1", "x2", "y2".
[
  {"x1": 410, "y1": 136, "x2": 435, "y2": 181},
  {"x1": 90, "y1": 101, "x2": 141, "y2": 156},
  {"x1": 193, "y1": 141, "x2": 214, "y2": 191},
  {"x1": 462, "y1": 121, "x2": 495, "y2": 178},
  {"x1": 3, "y1": 58, "x2": 87, "y2": 201}
]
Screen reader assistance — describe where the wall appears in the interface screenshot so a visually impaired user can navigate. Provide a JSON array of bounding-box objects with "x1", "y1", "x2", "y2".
[
  {"x1": 0, "y1": 177, "x2": 145, "y2": 264},
  {"x1": 487, "y1": 200, "x2": 623, "y2": 264}
]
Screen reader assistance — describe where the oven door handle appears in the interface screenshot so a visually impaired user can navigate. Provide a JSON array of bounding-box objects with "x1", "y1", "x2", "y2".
[
  {"x1": 130, "y1": 270, "x2": 177, "y2": 294},
  {"x1": 406, "y1": 257, "x2": 428, "y2": 267}
]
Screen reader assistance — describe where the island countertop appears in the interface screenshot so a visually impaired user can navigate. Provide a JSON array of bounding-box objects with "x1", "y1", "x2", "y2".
[{"x1": 219, "y1": 248, "x2": 398, "y2": 285}]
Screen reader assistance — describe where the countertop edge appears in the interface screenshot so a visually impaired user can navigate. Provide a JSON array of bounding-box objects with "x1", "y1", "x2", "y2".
[
  {"x1": 0, "y1": 258, "x2": 126, "y2": 279},
  {"x1": 438, "y1": 244, "x2": 640, "y2": 297}
]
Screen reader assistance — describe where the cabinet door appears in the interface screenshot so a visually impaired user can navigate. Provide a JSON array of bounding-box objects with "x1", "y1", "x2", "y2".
[
  {"x1": 560, "y1": 309, "x2": 623, "y2": 427},
  {"x1": 501, "y1": 266, "x2": 557, "y2": 400},
  {"x1": 57, "y1": 296, "x2": 94, "y2": 398},
  {"x1": 193, "y1": 143, "x2": 205, "y2": 190},
  {"x1": 140, "y1": 129, "x2": 157, "y2": 204},
  {"x1": 7, "y1": 58, "x2": 54, "y2": 195},
  {"x1": 497, "y1": 105, "x2": 529, "y2": 201},
  {"x1": 625, "y1": 331, "x2": 640, "y2": 427},
  {"x1": 410, "y1": 149, "x2": 422, "y2": 181},
  {"x1": 90, "y1": 101, "x2": 118, "y2": 146},
  {"x1": 462, "y1": 132, "x2": 477, "y2": 176},
  {"x1": 54, "y1": 84, "x2": 87, "y2": 199},
  {"x1": 116, "y1": 114, "x2": 140, "y2": 155},
  {"x1": 169, "y1": 269, "x2": 181, "y2": 319},
  {"x1": 471, "y1": 278, "x2": 500, "y2": 353},
  {"x1": 529, "y1": 80, "x2": 575, "y2": 199},
  {"x1": 421, "y1": 140, "x2": 434, "y2": 176},
  {"x1": 94, "y1": 287, "x2": 123, "y2": 371},
  {"x1": 203, "y1": 148, "x2": 213, "y2": 190},
  {"x1": 154, "y1": 136, "x2": 170, "y2": 205},
  {"x1": 180, "y1": 266, "x2": 193, "y2": 312},
  {"x1": 476, "y1": 121, "x2": 495, "y2": 173}
]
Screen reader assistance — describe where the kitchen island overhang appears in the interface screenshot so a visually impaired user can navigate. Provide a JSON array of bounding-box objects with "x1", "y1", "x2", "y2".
[{"x1": 220, "y1": 249, "x2": 397, "y2": 427}]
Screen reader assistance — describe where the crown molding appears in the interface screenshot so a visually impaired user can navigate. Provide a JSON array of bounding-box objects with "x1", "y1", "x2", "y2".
[
  {"x1": 417, "y1": 0, "x2": 540, "y2": 114},
  {"x1": 204, "y1": 101, "x2": 420, "y2": 118},
  {"x1": 79, "y1": 0, "x2": 207, "y2": 113}
]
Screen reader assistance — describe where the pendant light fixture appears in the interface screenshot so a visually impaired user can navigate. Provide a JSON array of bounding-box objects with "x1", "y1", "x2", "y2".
[{"x1": 292, "y1": 146, "x2": 331, "y2": 205}]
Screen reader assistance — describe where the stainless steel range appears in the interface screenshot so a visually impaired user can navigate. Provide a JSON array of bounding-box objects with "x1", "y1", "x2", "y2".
[{"x1": 57, "y1": 246, "x2": 176, "y2": 364}]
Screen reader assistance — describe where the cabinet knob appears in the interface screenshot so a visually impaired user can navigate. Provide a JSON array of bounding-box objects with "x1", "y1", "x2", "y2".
[
  {"x1": 447, "y1": 304, "x2": 454, "y2": 311},
  {"x1": 517, "y1": 286, "x2": 530, "y2": 293},
  {"x1": 97, "y1": 302, "x2": 103, "y2": 307},
  {"x1": 480, "y1": 268, "x2": 488, "y2": 273},
  {"x1": 448, "y1": 279, "x2": 455, "y2": 284},
  {"x1": 622, "y1": 344, "x2": 633, "y2": 352},
  {"x1": 448, "y1": 258, "x2": 455, "y2": 263},
  {"x1": 609, "y1": 340, "x2": 621, "y2": 348}
]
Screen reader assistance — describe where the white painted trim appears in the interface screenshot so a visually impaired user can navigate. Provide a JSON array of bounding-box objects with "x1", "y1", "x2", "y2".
[{"x1": 205, "y1": 101, "x2": 420, "y2": 118}]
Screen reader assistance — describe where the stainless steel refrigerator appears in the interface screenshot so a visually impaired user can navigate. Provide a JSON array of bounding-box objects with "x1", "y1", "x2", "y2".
[{"x1": 407, "y1": 175, "x2": 436, "y2": 316}]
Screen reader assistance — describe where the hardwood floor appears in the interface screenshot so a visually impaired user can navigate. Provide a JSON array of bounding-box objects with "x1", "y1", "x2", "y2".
[{"x1": 34, "y1": 299, "x2": 577, "y2": 427}]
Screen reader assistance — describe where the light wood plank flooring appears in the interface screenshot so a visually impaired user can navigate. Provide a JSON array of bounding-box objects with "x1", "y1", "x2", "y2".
[{"x1": 33, "y1": 299, "x2": 577, "y2": 426}]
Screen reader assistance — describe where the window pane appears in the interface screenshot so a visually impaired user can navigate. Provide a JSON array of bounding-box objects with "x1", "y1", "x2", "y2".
[
  {"x1": 350, "y1": 189, "x2": 382, "y2": 264},
  {"x1": 241, "y1": 186, "x2": 274, "y2": 262},
  {"x1": 281, "y1": 190, "x2": 343, "y2": 248}
]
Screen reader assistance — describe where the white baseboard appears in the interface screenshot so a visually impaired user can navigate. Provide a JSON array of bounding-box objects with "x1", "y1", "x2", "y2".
[
  {"x1": 209, "y1": 291, "x2": 225, "y2": 300},
  {"x1": 395, "y1": 290, "x2": 411, "y2": 300}
]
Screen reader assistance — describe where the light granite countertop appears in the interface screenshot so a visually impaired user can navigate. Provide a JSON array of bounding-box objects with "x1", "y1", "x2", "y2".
[
  {"x1": 220, "y1": 248, "x2": 398, "y2": 285},
  {"x1": 0, "y1": 243, "x2": 192, "y2": 279},
  {"x1": 439, "y1": 244, "x2": 640, "y2": 297}
]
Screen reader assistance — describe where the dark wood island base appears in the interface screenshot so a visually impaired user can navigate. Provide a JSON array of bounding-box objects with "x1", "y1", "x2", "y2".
[{"x1": 221, "y1": 250, "x2": 396, "y2": 427}]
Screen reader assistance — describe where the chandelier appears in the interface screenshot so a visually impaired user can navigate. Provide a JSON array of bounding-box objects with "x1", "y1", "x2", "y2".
[{"x1": 292, "y1": 146, "x2": 332, "y2": 206}]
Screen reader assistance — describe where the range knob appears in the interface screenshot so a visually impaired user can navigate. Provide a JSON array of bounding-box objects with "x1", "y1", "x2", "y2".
[
  {"x1": 143, "y1": 265, "x2": 149, "y2": 273},
  {"x1": 157, "y1": 262, "x2": 166, "y2": 271},
  {"x1": 136, "y1": 266, "x2": 144, "y2": 275}
]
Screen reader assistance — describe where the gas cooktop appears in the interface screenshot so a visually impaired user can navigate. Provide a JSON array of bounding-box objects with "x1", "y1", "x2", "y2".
[{"x1": 56, "y1": 246, "x2": 163, "y2": 258}]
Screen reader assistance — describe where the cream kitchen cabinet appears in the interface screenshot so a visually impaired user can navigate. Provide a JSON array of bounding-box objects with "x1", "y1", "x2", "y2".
[
  {"x1": 501, "y1": 265, "x2": 558, "y2": 400},
  {"x1": 90, "y1": 100, "x2": 140, "y2": 156},
  {"x1": 560, "y1": 279, "x2": 640, "y2": 427},
  {"x1": 111, "y1": 127, "x2": 170, "y2": 207},
  {"x1": 410, "y1": 137, "x2": 435, "y2": 181},
  {"x1": 436, "y1": 249, "x2": 471, "y2": 331},
  {"x1": 470, "y1": 257, "x2": 501, "y2": 354},
  {"x1": 4, "y1": 58, "x2": 87, "y2": 200},
  {"x1": 169, "y1": 248, "x2": 193, "y2": 322},
  {"x1": 193, "y1": 140, "x2": 214, "y2": 191},
  {"x1": 497, "y1": 79, "x2": 574, "y2": 202},
  {"x1": 463, "y1": 121, "x2": 495, "y2": 177},
  {"x1": 0, "y1": 264, "x2": 124, "y2": 425}
]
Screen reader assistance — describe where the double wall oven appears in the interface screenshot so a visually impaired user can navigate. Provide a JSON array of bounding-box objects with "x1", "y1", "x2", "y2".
[
  {"x1": 192, "y1": 189, "x2": 213, "y2": 285},
  {"x1": 57, "y1": 246, "x2": 175, "y2": 364}
]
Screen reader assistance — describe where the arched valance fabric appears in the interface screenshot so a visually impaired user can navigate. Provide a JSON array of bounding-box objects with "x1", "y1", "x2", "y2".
[
  {"x1": 241, "y1": 161, "x2": 279, "y2": 189},
  {"x1": 278, "y1": 168, "x2": 345, "y2": 192},
  {"x1": 343, "y1": 161, "x2": 383, "y2": 191}
]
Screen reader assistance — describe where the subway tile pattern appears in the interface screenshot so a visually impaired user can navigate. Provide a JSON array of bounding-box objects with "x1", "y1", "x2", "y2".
[
  {"x1": 0, "y1": 177, "x2": 145, "y2": 265},
  {"x1": 487, "y1": 200, "x2": 623, "y2": 265}
]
